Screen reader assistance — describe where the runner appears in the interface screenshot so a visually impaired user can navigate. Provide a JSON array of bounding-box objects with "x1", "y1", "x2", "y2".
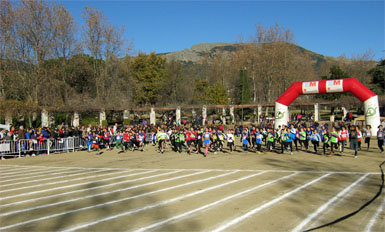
[
  {"x1": 330, "y1": 127, "x2": 339, "y2": 155},
  {"x1": 226, "y1": 129, "x2": 235, "y2": 154},
  {"x1": 338, "y1": 126, "x2": 348, "y2": 152},
  {"x1": 266, "y1": 128, "x2": 274, "y2": 152},
  {"x1": 311, "y1": 129, "x2": 321, "y2": 154},
  {"x1": 196, "y1": 128, "x2": 203, "y2": 154},
  {"x1": 298, "y1": 127, "x2": 307, "y2": 151},
  {"x1": 350, "y1": 126, "x2": 359, "y2": 158},
  {"x1": 290, "y1": 125, "x2": 298, "y2": 151},
  {"x1": 255, "y1": 128, "x2": 263, "y2": 153},
  {"x1": 217, "y1": 130, "x2": 225, "y2": 152},
  {"x1": 322, "y1": 129, "x2": 330, "y2": 155},
  {"x1": 179, "y1": 129, "x2": 186, "y2": 153},
  {"x1": 203, "y1": 128, "x2": 211, "y2": 157},
  {"x1": 115, "y1": 131, "x2": 124, "y2": 152},
  {"x1": 377, "y1": 125, "x2": 384, "y2": 153},
  {"x1": 363, "y1": 125, "x2": 372, "y2": 151},
  {"x1": 241, "y1": 129, "x2": 249, "y2": 153},
  {"x1": 357, "y1": 127, "x2": 362, "y2": 150},
  {"x1": 156, "y1": 128, "x2": 168, "y2": 154}
]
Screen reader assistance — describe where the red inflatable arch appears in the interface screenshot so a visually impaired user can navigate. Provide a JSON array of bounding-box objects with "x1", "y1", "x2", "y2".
[{"x1": 274, "y1": 78, "x2": 380, "y2": 135}]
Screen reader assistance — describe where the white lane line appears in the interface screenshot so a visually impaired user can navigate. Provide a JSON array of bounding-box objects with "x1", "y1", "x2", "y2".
[
  {"x1": 0, "y1": 168, "x2": 85, "y2": 184},
  {"x1": 0, "y1": 169, "x2": 114, "y2": 193},
  {"x1": 0, "y1": 170, "x2": 156, "y2": 202},
  {"x1": 0, "y1": 168, "x2": 75, "y2": 181},
  {"x1": 0, "y1": 170, "x2": 207, "y2": 217},
  {"x1": 134, "y1": 172, "x2": 299, "y2": 232},
  {"x1": 365, "y1": 194, "x2": 385, "y2": 232},
  {"x1": 0, "y1": 169, "x2": 98, "y2": 187},
  {"x1": 0, "y1": 171, "x2": 260, "y2": 231},
  {"x1": 0, "y1": 167, "x2": 64, "y2": 177},
  {"x1": 0, "y1": 164, "x2": 120, "y2": 171},
  {"x1": 0, "y1": 166, "x2": 18, "y2": 169},
  {"x1": 0, "y1": 166, "x2": 37, "y2": 172},
  {"x1": 0, "y1": 165, "x2": 380, "y2": 174},
  {"x1": 292, "y1": 174, "x2": 369, "y2": 232},
  {"x1": 59, "y1": 171, "x2": 265, "y2": 232},
  {"x1": 305, "y1": 174, "x2": 365, "y2": 229},
  {"x1": 211, "y1": 173, "x2": 332, "y2": 232},
  {"x1": 0, "y1": 165, "x2": 41, "y2": 170},
  {"x1": 0, "y1": 170, "x2": 230, "y2": 209}
]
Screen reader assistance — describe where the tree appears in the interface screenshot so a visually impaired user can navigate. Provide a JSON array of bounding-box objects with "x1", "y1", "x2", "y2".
[
  {"x1": 82, "y1": 5, "x2": 126, "y2": 107},
  {"x1": 239, "y1": 69, "x2": 250, "y2": 104},
  {"x1": 368, "y1": 59, "x2": 385, "y2": 94},
  {"x1": 193, "y1": 78, "x2": 209, "y2": 105},
  {"x1": 192, "y1": 78, "x2": 229, "y2": 105},
  {"x1": 1, "y1": 0, "x2": 61, "y2": 105},
  {"x1": 206, "y1": 83, "x2": 229, "y2": 105},
  {"x1": 130, "y1": 52, "x2": 167, "y2": 106},
  {"x1": 165, "y1": 60, "x2": 186, "y2": 104}
]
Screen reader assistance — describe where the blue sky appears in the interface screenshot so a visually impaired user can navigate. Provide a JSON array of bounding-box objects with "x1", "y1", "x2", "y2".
[{"x1": 60, "y1": 1, "x2": 384, "y2": 60}]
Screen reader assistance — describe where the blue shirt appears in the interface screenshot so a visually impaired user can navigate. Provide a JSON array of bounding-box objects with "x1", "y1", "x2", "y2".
[
  {"x1": 311, "y1": 133, "x2": 321, "y2": 142},
  {"x1": 41, "y1": 129, "x2": 49, "y2": 138},
  {"x1": 25, "y1": 132, "x2": 31, "y2": 139},
  {"x1": 242, "y1": 133, "x2": 249, "y2": 145},
  {"x1": 285, "y1": 132, "x2": 293, "y2": 142}
]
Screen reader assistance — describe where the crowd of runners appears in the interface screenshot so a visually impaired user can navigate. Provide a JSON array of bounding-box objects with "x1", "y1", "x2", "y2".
[
  {"x1": 1, "y1": 121, "x2": 385, "y2": 158},
  {"x1": 80, "y1": 122, "x2": 384, "y2": 158}
]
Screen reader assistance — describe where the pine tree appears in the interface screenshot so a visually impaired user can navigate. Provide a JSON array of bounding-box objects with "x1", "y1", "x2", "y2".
[{"x1": 239, "y1": 69, "x2": 251, "y2": 104}]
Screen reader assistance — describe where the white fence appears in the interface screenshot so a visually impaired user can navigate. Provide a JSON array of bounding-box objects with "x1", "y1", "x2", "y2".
[{"x1": 0, "y1": 137, "x2": 85, "y2": 158}]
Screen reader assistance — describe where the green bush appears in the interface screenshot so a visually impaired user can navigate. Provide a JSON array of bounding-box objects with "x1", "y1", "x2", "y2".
[
  {"x1": 81, "y1": 117, "x2": 99, "y2": 127},
  {"x1": 123, "y1": 119, "x2": 130, "y2": 125},
  {"x1": 101, "y1": 120, "x2": 108, "y2": 127},
  {"x1": 53, "y1": 113, "x2": 68, "y2": 125}
]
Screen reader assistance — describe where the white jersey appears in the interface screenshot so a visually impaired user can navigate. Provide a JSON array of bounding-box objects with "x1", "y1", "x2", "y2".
[
  {"x1": 226, "y1": 133, "x2": 234, "y2": 143},
  {"x1": 157, "y1": 132, "x2": 168, "y2": 140}
]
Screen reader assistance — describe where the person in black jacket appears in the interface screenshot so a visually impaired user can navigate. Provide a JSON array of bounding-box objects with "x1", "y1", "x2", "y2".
[{"x1": 350, "y1": 126, "x2": 359, "y2": 158}]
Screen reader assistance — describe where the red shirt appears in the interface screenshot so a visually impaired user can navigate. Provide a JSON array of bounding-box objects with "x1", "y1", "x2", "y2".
[
  {"x1": 185, "y1": 132, "x2": 191, "y2": 141},
  {"x1": 191, "y1": 131, "x2": 197, "y2": 140},
  {"x1": 123, "y1": 134, "x2": 129, "y2": 142},
  {"x1": 38, "y1": 135, "x2": 45, "y2": 144},
  {"x1": 339, "y1": 130, "x2": 348, "y2": 141}
]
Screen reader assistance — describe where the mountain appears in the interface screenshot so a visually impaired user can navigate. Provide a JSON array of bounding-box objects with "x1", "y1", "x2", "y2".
[{"x1": 159, "y1": 42, "x2": 332, "y2": 67}]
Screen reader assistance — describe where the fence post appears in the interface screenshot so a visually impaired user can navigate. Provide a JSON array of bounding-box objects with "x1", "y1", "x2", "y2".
[
  {"x1": 18, "y1": 140, "x2": 21, "y2": 158},
  {"x1": 47, "y1": 139, "x2": 50, "y2": 155}
]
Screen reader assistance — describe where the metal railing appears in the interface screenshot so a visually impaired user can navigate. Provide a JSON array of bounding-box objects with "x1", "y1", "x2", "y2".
[{"x1": 0, "y1": 137, "x2": 86, "y2": 158}]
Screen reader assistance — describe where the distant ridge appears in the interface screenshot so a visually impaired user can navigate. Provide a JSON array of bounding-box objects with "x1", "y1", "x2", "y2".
[{"x1": 159, "y1": 42, "x2": 332, "y2": 67}]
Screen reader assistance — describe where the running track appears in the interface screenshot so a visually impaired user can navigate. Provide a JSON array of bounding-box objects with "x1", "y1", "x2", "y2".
[{"x1": 0, "y1": 165, "x2": 383, "y2": 232}]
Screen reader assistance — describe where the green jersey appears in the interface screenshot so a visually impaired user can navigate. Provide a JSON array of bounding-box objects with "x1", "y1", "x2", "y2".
[
  {"x1": 179, "y1": 133, "x2": 185, "y2": 142},
  {"x1": 330, "y1": 131, "x2": 338, "y2": 143},
  {"x1": 174, "y1": 133, "x2": 180, "y2": 143},
  {"x1": 299, "y1": 131, "x2": 306, "y2": 141},
  {"x1": 323, "y1": 134, "x2": 329, "y2": 144}
]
